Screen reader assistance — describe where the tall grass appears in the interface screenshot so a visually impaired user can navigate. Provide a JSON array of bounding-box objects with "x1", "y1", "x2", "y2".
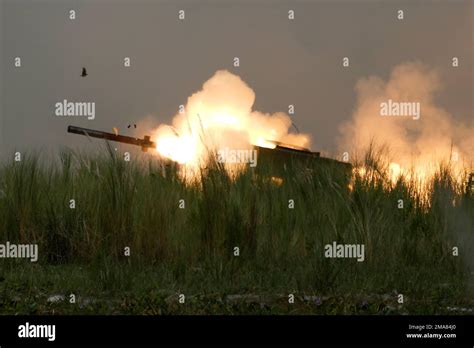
[{"x1": 0, "y1": 146, "x2": 472, "y2": 299}]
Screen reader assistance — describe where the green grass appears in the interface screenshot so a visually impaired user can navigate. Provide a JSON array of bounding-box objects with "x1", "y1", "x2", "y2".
[{"x1": 0, "y1": 146, "x2": 473, "y2": 314}]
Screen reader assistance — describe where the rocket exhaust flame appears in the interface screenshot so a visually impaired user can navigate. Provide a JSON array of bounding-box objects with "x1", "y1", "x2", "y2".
[{"x1": 150, "y1": 70, "x2": 310, "y2": 172}]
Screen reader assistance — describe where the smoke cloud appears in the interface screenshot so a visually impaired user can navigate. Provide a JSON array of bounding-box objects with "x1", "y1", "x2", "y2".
[
  {"x1": 338, "y1": 62, "x2": 473, "y2": 177},
  {"x1": 151, "y1": 70, "x2": 310, "y2": 167}
]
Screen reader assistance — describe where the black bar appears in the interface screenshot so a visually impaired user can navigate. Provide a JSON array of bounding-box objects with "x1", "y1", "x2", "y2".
[{"x1": 0, "y1": 315, "x2": 472, "y2": 345}]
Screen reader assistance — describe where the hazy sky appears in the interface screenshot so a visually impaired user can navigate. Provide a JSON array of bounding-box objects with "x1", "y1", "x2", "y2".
[{"x1": 0, "y1": 0, "x2": 472, "y2": 157}]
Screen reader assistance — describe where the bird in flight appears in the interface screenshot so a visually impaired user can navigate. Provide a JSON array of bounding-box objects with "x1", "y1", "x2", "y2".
[{"x1": 81, "y1": 67, "x2": 88, "y2": 77}]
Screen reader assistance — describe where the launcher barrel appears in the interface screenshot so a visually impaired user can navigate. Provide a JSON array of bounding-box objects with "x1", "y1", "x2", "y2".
[{"x1": 67, "y1": 125, "x2": 156, "y2": 152}]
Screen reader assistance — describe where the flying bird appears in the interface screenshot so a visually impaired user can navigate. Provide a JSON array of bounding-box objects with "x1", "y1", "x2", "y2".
[{"x1": 81, "y1": 67, "x2": 88, "y2": 77}]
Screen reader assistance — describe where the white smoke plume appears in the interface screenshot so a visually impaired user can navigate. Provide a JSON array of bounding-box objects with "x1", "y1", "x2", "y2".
[
  {"x1": 338, "y1": 62, "x2": 473, "y2": 180},
  {"x1": 151, "y1": 70, "x2": 310, "y2": 168}
]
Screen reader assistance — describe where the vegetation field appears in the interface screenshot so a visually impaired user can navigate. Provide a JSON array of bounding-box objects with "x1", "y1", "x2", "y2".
[{"x1": 0, "y1": 146, "x2": 473, "y2": 314}]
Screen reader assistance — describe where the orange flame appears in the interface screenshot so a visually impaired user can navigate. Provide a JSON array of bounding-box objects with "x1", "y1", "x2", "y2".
[{"x1": 150, "y1": 70, "x2": 309, "y2": 171}]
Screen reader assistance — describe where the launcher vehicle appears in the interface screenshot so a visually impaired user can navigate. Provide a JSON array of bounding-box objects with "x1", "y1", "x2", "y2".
[
  {"x1": 254, "y1": 140, "x2": 352, "y2": 182},
  {"x1": 67, "y1": 125, "x2": 352, "y2": 180}
]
